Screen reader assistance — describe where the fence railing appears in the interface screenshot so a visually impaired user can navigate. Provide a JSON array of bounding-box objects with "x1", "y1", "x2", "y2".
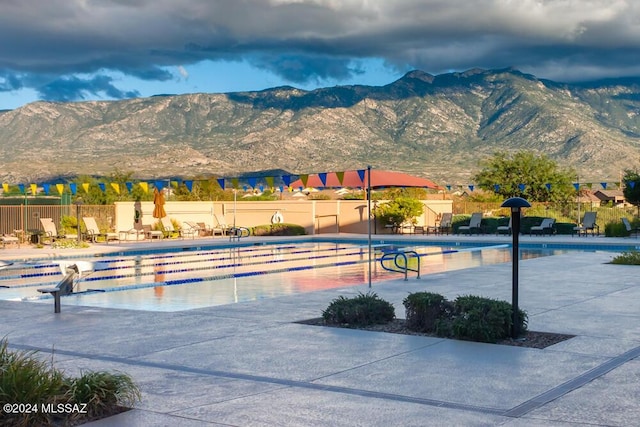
[{"x1": 0, "y1": 205, "x2": 116, "y2": 237}]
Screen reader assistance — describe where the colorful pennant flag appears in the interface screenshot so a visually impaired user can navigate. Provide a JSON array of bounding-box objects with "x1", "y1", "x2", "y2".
[
  {"x1": 184, "y1": 180, "x2": 193, "y2": 192},
  {"x1": 18, "y1": 183, "x2": 25, "y2": 194},
  {"x1": 318, "y1": 172, "x2": 327, "y2": 186},
  {"x1": 125, "y1": 182, "x2": 133, "y2": 193},
  {"x1": 30, "y1": 184, "x2": 37, "y2": 195},
  {"x1": 69, "y1": 183, "x2": 77, "y2": 195},
  {"x1": 335, "y1": 171, "x2": 345, "y2": 186},
  {"x1": 98, "y1": 183, "x2": 106, "y2": 193},
  {"x1": 43, "y1": 183, "x2": 50, "y2": 195},
  {"x1": 139, "y1": 182, "x2": 149, "y2": 194},
  {"x1": 216, "y1": 178, "x2": 225, "y2": 189},
  {"x1": 110, "y1": 183, "x2": 120, "y2": 194},
  {"x1": 56, "y1": 184, "x2": 64, "y2": 195}
]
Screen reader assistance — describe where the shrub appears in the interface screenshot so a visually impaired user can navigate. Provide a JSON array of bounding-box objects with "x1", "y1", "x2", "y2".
[
  {"x1": 605, "y1": 221, "x2": 629, "y2": 237},
  {"x1": 403, "y1": 292, "x2": 451, "y2": 332},
  {"x1": 252, "y1": 223, "x2": 306, "y2": 236},
  {"x1": 449, "y1": 295, "x2": 527, "y2": 343},
  {"x1": 322, "y1": 292, "x2": 395, "y2": 326},
  {"x1": 611, "y1": 251, "x2": 640, "y2": 265},
  {"x1": 0, "y1": 338, "x2": 140, "y2": 426}
]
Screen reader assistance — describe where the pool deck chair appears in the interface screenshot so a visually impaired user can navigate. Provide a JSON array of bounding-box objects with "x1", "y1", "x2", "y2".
[
  {"x1": 457, "y1": 212, "x2": 483, "y2": 235},
  {"x1": 213, "y1": 214, "x2": 229, "y2": 236},
  {"x1": 496, "y1": 217, "x2": 512, "y2": 235},
  {"x1": 622, "y1": 218, "x2": 640, "y2": 238},
  {"x1": 161, "y1": 217, "x2": 183, "y2": 239},
  {"x1": 530, "y1": 218, "x2": 555, "y2": 236},
  {"x1": 0, "y1": 234, "x2": 20, "y2": 248},
  {"x1": 437, "y1": 213, "x2": 453, "y2": 235},
  {"x1": 573, "y1": 212, "x2": 599, "y2": 236},
  {"x1": 82, "y1": 217, "x2": 119, "y2": 243},
  {"x1": 40, "y1": 217, "x2": 77, "y2": 242},
  {"x1": 181, "y1": 221, "x2": 202, "y2": 239}
]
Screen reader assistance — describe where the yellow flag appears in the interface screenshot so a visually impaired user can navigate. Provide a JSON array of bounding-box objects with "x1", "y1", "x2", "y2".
[
  {"x1": 265, "y1": 176, "x2": 274, "y2": 189},
  {"x1": 139, "y1": 182, "x2": 149, "y2": 194},
  {"x1": 30, "y1": 184, "x2": 37, "y2": 195},
  {"x1": 2, "y1": 183, "x2": 8, "y2": 193},
  {"x1": 231, "y1": 178, "x2": 239, "y2": 189},
  {"x1": 56, "y1": 184, "x2": 64, "y2": 195},
  {"x1": 82, "y1": 183, "x2": 90, "y2": 193},
  {"x1": 110, "y1": 183, "x2": 120, "y2": 194}
]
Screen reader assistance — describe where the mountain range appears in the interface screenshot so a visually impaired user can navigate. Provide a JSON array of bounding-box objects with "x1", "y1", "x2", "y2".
[{"x1": 1, "y1": 67, "x2": 639, "y2": 186}]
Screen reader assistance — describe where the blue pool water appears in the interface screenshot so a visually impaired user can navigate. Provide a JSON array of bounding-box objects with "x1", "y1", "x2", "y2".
[{"x1": 0, "y1": 241, "x2": 567, "y2": 312}]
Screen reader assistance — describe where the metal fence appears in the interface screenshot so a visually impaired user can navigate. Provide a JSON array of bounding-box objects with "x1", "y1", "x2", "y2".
[
  {"x1": 453, "y1": 200, "x2": 636, "y2": 227},
  {"x1": 0, "y1": 205, "x2": 116, "y2": 239}
]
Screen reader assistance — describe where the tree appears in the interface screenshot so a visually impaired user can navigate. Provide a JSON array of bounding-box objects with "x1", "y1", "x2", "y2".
[
  {"x1": 623, "y1": 169, "x2": 640, "y2": 216},
  {"x1": 372, "y1": 197, "x2": 424, "y2": 227},
  {"x1": 474, "y1": 151, "x2": 575, "y2": 202}
]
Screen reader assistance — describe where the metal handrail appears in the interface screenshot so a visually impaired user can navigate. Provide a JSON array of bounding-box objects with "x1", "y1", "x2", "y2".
[
  {"x1": 379, "y1": 250, "x2": 420, "y2": 280},
  {"x1": 228, "y1": 226, "x2": 251, "y2": 241}
]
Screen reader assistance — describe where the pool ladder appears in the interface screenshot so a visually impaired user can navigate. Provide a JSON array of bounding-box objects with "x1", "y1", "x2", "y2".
[{"x1": 379, "y1": 250, "x2": 421, "y2": 281}]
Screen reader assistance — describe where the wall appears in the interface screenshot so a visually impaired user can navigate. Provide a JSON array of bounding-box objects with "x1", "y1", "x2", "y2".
[{"x1": 114, "y1": 199, "x2": 453, "y2": 235}]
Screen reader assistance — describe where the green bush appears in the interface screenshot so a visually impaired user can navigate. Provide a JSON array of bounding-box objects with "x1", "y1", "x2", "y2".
[
  {"x1": 449, "y1": 295, "x2": 527, "y2": 343},
  {"x1": 322, "y1": 292, "x2": 395, "y2": 326},
  {"x1": 605, "y1": 221, "x2": 630, "y2": 237},
  {"x1": 403, "y1": 292, "x2": 451, "y2": 332},
  {"x1": 611, "y1": 251, "x2": 640, "y2": 265},
  {"x1": 402, "y1": 293, "x2": 528, "y2": 343},
  {"x1": 0, "y1": 338, "x2": 140, "y2": 426},
  {"x1": 251, "y1": 223, "x2": 306, "y2": 236}
]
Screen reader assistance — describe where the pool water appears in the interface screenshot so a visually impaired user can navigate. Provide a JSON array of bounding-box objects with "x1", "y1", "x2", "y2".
[{"x1": 0, "y1": 242, "x2": 565, "y2": 312}]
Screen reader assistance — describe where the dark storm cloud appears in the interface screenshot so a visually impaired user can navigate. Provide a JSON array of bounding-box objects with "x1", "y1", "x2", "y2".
[{"x1": 1, "y1": 0, "x2": 640, "y2": 101}]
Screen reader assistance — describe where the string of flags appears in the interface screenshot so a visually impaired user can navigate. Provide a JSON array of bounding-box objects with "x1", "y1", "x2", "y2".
[
  {"x1": 0, "y1": 170, "x2": 371, "y2": 196},
  {"x1": 445, "y1": 181, "x2": 626, "y2": 192},
  {"x1": 1, "y1": 171, "x2": 632, "y2": 196}
]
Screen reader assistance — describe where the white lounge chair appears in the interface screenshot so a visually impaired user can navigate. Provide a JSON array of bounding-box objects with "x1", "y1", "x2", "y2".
[
  {"x1": 573, "y1": 212, "x2": 599, "y2": 236},
  {"x1": 82, "y1": 217, "x2": 119, "y2": 243},
  {"x1": 457, "y1": 212, "x2": 483, "y2": 235},
  {"x1": 530, "y1": 218, "x2": 555, "y2": 236},
  {"x1": 213, "y1": 214, "x2": 229, "y2": 236},
  {"x1": 161, "y1": 217, "x2": 183, "y2": 239},
  {"x1": 181, "y1": 221, "x2": 202, "y2": 239},
  {"x1": 40, "y1": 217, "x2": 77, "y2": 241}
]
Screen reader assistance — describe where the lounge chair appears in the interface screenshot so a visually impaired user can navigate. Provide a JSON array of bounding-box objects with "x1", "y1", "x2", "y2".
[
  {"x1": 213, "y1": 214, "x2": 229, "y2": 236},
  {"x1": 82, "y1": 217, "x2": 119, "y2": 243},
  {"x1": 622, "y1": 218, "x2": 640, "y2": 238},
  {"x1": 143, "y1": 225, "x2": 163, "y2": 240},
  {"x1": 496, "y1": 217, "x2": 512, "y2": 235},
  {"x1": 160, "y1": 217, "x2": 183, "y2": 239},
  {"x1": 530, "y1": 218, "x2": 555, "y2": 236},
  {"x1": 437, "y1": 213, "x2": 453, "y2": 235},
  {"x1": 0, "y1": 233, "x2": 20, "y2": 248},
  {"x1": 573, "y1": 212, "x2": 599, "y2": 236},
  {"x1": 181, "y1": 221, "x2": 201, "y2": 239},
  {"x1": 457, "y1": 212, "x2": 483, "y2": 235},
  {"x1": 40, "y1": 217, "x2": 77, "y2": 241}
]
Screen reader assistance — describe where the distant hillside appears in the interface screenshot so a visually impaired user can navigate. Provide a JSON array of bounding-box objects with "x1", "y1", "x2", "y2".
[{"x1": 1, "y1": 67, "x2": 639, "y2": 185}]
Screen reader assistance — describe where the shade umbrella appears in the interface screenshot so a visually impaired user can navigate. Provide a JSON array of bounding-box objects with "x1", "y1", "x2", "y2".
[
  {"x1": 289, "y1": 170, "x2": 440, "y2": 189},
  {"x1": 153, "y1": 188, "x2": 166, "y2": 218}
]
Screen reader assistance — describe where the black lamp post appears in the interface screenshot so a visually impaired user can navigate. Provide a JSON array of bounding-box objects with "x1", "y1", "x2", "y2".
[
  {"x1": 75, "y1": 197, "x2": 83, "y2": 245},
  {"x1": 500, "y1": 196, "x2": 531, "y2": 338}
]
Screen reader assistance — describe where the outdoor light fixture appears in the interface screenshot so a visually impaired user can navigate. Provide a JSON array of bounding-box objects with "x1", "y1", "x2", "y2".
[{"x1": 500, "y1": 196, "x2": 531, "y2": 338}]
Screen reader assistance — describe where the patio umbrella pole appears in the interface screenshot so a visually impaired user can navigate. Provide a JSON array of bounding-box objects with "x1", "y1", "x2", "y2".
[{"x1": 367, "y1": 165, "x2": 372, "y2": 288}]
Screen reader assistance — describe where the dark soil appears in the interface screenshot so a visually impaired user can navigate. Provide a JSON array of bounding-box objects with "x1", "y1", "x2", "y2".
[{"x1": 297, "y1": 318, "x2": 574, "y2": 349}]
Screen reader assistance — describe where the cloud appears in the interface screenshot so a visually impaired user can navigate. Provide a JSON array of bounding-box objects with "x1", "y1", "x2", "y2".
[{"x1": 1, "y1": 0, "x2": 640, "y2": 101}]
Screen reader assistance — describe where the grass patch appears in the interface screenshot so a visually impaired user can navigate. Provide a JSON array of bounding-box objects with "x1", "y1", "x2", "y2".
[{"x1": 610, "y1": 250, "x2": 640, "y2": 265}]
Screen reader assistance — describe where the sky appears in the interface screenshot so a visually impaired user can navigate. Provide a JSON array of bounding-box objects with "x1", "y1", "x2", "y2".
[{"x1": 2, "y1": 0, "x2": 640, "y2": 110}]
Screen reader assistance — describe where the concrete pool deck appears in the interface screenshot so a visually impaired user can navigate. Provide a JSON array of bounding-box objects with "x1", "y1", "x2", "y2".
[{"x1": 1, "y1": 234, "x2": 640, "y2": 426}]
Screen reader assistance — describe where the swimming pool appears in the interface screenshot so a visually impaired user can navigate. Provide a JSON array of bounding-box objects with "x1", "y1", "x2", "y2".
[{"x1": 0, "y1": 241, "x2": 567, "y2": 312}]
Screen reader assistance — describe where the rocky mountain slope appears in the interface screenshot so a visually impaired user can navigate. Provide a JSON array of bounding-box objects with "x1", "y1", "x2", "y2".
[{"x1": 1, "y1": 67, "x2": 639, "y2": 185}]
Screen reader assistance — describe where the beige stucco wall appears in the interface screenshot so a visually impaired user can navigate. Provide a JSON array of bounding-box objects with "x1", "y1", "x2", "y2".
[{"x1": 114, "y1": 199, "x2": 453, "y2": 235}]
